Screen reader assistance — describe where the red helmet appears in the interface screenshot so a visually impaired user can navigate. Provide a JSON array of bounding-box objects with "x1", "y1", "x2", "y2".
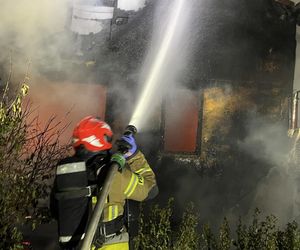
[{"x1": 72, "y1": 116, "x2": 113, "y2": 152}]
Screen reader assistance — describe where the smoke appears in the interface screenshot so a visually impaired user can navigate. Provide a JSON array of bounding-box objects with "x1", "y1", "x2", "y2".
[
  {"x1": 0, "y1": 0, "x2": 117, "y2": 144},
  {"x1": 162, "y1": 112, "x2": 298, "y2": 228},
  {"x1": 0, "y1": 0, "x2": 198, "y2": 135},
  {"x1": 0, "y1": 0, "x2": 72, "y2": 73},
  {"x1": 235, "y1": 115, "x2": 298, "y2": 226},
  {"x1": 238, "y1": 116, "x2": 290, "y2": 167}
]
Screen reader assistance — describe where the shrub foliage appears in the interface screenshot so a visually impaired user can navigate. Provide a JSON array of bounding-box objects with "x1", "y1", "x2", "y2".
[
  {"x1": 0, "y1": 69, "x2": 68, "y2": 249},
  {"x1": 134, "y1": 201, "x2": 300, "y2": 250}
]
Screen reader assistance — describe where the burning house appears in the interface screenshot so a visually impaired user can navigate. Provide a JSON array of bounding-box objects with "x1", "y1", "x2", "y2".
[
  {"x1": 24, "y1": 0, "x2": 300, "y2": 222},
  {"x1": 2, "y1": 0, "x2": 300, "y2": 247},
  {"x1": 54, "y1": 0, "x2": 298, "y2": 220}
]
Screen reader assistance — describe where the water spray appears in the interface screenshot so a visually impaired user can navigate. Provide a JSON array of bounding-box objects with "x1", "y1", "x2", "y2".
[{"x1": 129, "y1": 0, "x2": 185, "y2": 131}]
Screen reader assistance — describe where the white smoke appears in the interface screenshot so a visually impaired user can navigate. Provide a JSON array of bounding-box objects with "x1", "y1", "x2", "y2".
[
  {"x1": 238, "y1": 116, "x2": 290, "y2": 167},
  {"x1": 238, "y1": 115, "x2": 298, "y2": 225},
  {"x1": 0, "y1": 0, "x2": 72, "y2": 73}
]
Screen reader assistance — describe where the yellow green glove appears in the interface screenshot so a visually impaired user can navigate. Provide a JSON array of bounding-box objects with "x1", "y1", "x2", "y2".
[{"x1": 111, "y1": 153, "x2": 126, "y2": 171}]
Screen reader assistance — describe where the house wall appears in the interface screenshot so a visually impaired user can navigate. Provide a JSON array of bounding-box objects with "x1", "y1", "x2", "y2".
[{"x1": 25, "y1": 77, "x2": 107, "y2": 146}]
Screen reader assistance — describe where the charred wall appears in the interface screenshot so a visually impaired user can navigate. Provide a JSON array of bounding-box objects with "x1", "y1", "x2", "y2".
[
  {"x1": 109, "y1": 0, "x2": 296, "y2": 89},
  {"x1": 186, "y1": 0, "x2": 296, "y2": 87}
]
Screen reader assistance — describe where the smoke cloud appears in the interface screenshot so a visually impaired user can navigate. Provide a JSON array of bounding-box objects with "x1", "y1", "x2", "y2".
[
  {"x1": 238, "y1": 116, "x2": 290, "y2": 167},
  {"x1": 0, "y1": 0, "x2": 198, "y2": 136},
  {"x1": 0, "y1": 0, "x2": 114, "y2": 144},
  {"x1": 164, "y1": 112, "x2": 298, "y2": 228},
  {"x1": 236, "y1": 115, "x2": 299, "y2": 226},
  {"x1": 0, "y1": 0, "x2": 71, "y2": 73}
]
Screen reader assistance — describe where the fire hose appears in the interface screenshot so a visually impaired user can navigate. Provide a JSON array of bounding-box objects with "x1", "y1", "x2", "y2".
[{"x1": 80, "y1": 125, "x2": 137, "y2": 250}]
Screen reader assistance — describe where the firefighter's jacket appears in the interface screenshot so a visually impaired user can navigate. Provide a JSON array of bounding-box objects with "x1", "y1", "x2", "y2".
[
  {"x1": 102, "y1": 150, "x2": 157, "y2": 222},
  {"x1": 51, "y1": 150, "x2": 157, "y2": 247}
]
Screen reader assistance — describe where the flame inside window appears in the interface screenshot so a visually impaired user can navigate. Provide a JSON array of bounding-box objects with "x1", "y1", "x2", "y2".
[{"x1": 164, "y1": 89, "x2": 199, "y2": 153}]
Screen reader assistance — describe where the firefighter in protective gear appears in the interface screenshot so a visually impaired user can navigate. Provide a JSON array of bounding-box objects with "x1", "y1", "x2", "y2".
[{"x1": 51, "y1": 116, "x2": 158, "y2": 250}]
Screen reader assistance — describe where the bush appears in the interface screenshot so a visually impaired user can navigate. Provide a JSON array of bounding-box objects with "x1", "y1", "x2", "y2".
[
  {"x1": 173, "y1": 203, "x2": 200, "y2": 250},
  {"x1": 133, "y1": 199, "x2": 199, "y2": 250},
  {"x1": 133, "y1": 198, "x2": 173, "y2": 250},
  {"x1": 0, "y1": 68, "x2": 69, "y2": 249},
  {"x1": 134, "y1": 200, "x2": 300, "y2": 250}
]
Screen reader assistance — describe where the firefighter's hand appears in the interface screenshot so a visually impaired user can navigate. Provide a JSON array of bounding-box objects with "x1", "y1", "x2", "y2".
[
  {"x1": 111, "y1": 153, "x2": 126, "y2": 171},
  {"x1": 116, "y1": 134, "x2": 137, "y2": 159}
]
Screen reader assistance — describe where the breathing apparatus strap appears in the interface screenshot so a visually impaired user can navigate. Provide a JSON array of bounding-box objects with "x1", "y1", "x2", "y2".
[{"x1": 55, "y1": 185, "x2": 97, "y2": 200}]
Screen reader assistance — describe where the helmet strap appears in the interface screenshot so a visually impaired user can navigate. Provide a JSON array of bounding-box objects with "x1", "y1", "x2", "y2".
[{"x1": 75, "y1": 145, "x2": 110, "y2": 161}]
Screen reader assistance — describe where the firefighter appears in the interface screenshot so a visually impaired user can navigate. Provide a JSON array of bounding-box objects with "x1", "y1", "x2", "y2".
[{"x1": 51, "y1": 116, "x2": 158, "y2": 250}]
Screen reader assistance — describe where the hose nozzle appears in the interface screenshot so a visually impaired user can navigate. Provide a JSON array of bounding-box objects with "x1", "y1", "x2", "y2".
[{"x1": 124, "y1": 125, "x2": 137, "y2": 136}]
